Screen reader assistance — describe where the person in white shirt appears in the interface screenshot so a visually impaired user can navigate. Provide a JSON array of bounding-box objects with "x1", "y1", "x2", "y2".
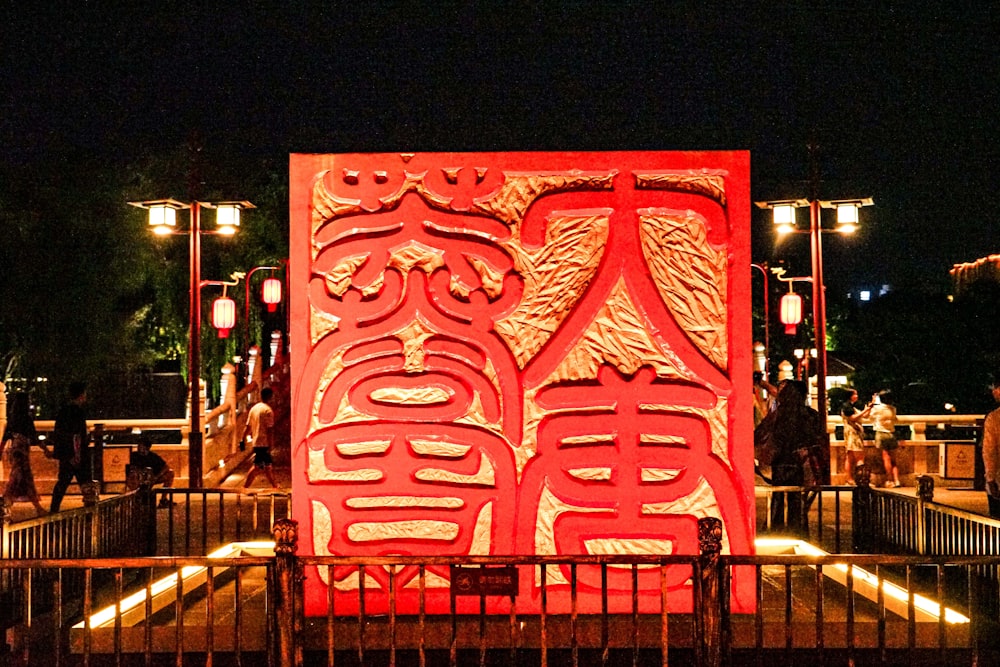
[
  {"x1": 870, "y1": 390, "x2": 900, "y2": 488},
  {"x1": 241, "y1": 387, "x2": 278, "y2": 489}
]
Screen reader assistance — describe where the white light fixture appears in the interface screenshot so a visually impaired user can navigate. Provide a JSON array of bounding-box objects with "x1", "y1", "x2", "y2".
[
  {"x1": 212, "y1": 201, "x2": 254, "y2": 236},
  {"x1": 821, "y1": 197, "x2": 873, "y2": 235},
  {"x1": 773, "y1": 204, "x2": 797, "y2": 234},
  {"x1": 835, "y1": 203, "x2": 858, "y2": 234},
  {"x1": 149, "y1": 204, "x2": 176, "y2": 235},
  {"x1": 215, "y1": 204, "x2": 240, "y2": 235},
  {"x1": 780, "y1": 292, "x2": 802, "y2": 335}
]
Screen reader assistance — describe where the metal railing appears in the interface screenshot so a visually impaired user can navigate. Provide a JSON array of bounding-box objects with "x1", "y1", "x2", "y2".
[
  {"x1": 3, "y1": 518, "x2": 1000, "y2": 666},
  {"x1": 155, "y1": 487, "x2": 291, "y2": 556},
  {"x1": 1, "y1": 486, "x2": 291, "y2": 560},
  {"x1": 1, "y1": 491, "x2": 147, "y2": 560},
  {"x1": 1, "y1": 555, "x2": 276, "y2": 665},
  {"x1": 7, "y1": 469, "x2": 1000, "y2": 663}
]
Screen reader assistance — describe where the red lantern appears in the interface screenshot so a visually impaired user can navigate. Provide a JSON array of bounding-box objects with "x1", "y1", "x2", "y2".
[
  {"x1": 780, "y1": 293, "x2": 802, "y2": 335},
  {"x1": 213, "y1": 296, "x2": 237, "y2": 338},
  {"x1": 262, "y1": 277, "x2": 282, "y2": 312}
]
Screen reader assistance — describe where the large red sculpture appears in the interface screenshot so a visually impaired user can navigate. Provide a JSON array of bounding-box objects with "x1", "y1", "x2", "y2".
[{"x1": 289, "y1": 151, "x2": 753, "y2": 615}]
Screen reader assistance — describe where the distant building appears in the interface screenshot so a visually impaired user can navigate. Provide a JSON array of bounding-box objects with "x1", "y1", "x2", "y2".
[
  {"x1": 846, "y1": 284, "x2": 891, "y2": 303},
  {"x1": 950, "y1": 254, "x2": 1000, "y2": 295}
]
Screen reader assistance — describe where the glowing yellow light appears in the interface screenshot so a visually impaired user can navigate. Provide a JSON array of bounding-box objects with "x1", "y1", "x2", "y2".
[
  {"x1": 757, "y1": 538, "x2": 970, "y2": 625},
  {"x1": 836, "y1": 203, "x2": 860, "y2": 234},
  {"x1": 78, "y1": 541, "x2": 276, "y2": 628},
  {"x1": 773, "y1": 204, "x2": 797, "y2": 227},
  {"x1": 148, "y1": 204, "x2": 176, "y2": 235},
  {"x1": 216, "y1": 204, "x2": 240, "y2": 234},
  {"x1": 836, "y1": 203, "x2": 859, "y2": 225}
]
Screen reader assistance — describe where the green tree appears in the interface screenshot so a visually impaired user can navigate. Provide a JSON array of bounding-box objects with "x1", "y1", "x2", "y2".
[
  {"x1": 833, "y1": 284, "x2": 1000, "y2": 414},
  {"x1": 0, "y1": 142, "x2": 288, "y2": 416}
]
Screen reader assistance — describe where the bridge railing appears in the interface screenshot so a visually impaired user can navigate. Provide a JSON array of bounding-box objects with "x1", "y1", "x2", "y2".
[
  {"x1": 825, "y1": 413, "x2": 982, "y2": 486},
  {"x1": 4, "y1": 352, "x2": 290, "y2": 490},
  {"x1": 2, "y1": 518, "x2": 998, "y2": 667}
]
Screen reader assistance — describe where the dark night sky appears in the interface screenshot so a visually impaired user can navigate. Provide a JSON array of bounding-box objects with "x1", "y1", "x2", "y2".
[{"x1": 2, "y1": 3, "x2": 997, "y2": 293}]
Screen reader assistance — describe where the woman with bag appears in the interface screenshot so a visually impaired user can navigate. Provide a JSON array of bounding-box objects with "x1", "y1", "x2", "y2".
[
  {"x1": 840, "y1": 389, "x2": 872, "y2": 485},
  {"x1": 1, "y1": 392, "x2": 50, "y2": 517}
]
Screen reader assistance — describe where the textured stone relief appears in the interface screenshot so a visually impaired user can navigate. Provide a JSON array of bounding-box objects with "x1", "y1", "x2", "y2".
[{"x1": 290, "y1": 152, "x2": 752, "y2": 616}]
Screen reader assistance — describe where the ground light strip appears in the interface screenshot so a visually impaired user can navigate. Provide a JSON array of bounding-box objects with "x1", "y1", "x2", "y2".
[
  {"x1": 76, "y1": 541, "x2": 276, "y2": 628},
  {"x1": 80, "y1": 538, "x2": 969, "y2": 627},
  {"x1": 755, "y1": 537, "x2": 970, "y2": 624}
]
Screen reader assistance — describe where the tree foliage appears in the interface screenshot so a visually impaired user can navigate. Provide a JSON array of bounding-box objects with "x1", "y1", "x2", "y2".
[
  {"x1": 0, "y1": 142, "x2": 288, "y2": 416},
  {"x1": 830, "y1": 283, "x2": 1000, "y2": 414}
]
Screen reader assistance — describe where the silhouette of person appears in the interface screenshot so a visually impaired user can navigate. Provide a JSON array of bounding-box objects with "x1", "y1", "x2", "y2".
[
  {"x1": 49, "y1": 381, "x2": 90, "y2": 512},
  {"x1": 755, "y1": 380, "x2": 825, "y2": 534},
  {"x1": 129, "y1": 434, "x2": 176, "y2": 507},
  {"x1": 871, "y1": 390, "x2": 901, "y2": 487},
  {"x1": 982, "y1": 379, "x2": 1000, "y2": 518}
]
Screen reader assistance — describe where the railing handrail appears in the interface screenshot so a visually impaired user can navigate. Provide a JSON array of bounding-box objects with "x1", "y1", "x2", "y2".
[
  {"x1": 825, "y1": 412, "x2": 983, "y2": 432},
  {"x1": 0, "y1": 555, "x2": 275, "y2": 569}
]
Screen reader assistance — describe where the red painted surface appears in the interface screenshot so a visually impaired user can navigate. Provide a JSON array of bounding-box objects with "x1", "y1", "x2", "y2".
[{"x1": 289, "y1": 151, "x2": 753, "y2": 615}]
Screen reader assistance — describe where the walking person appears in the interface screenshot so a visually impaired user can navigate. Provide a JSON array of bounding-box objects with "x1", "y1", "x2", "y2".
[
  {"x1": 241, "y1": 387, "x2": 278, "y2": 489},
  {"x1": 49, "y1": 381, "x2": 91, "y2": 512},
  {"x1": 982, "y1": 379, "x2": 1000, "y2": 518},
  {"x1": 871, "y1": 390, "x2": 901, "y2": 488},
  {"x1": 840, "y1": 389, "x2": 873, "y2": 485},
  {"x1": 1, "y1": 392, "x2": 50, "y2": 517}
]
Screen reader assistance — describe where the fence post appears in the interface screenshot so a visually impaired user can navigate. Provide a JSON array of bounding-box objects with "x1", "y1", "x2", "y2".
[
  {"x1": 91, "y1": 423, "x2": 105, "y2": 492},
  {"x1": 916, "y1": 474, "x2": 934, "y2": 555},
  {"x1": 273, "y1": 518, "x2": 299, "y2": 667},
  {"x1": 0, "y1": 497, "x2": 10, "y2": 559},
  {"x1": 137, "y1": 468, "x2": 157, "y2": 555},
  {"x1": 247, "y1": 346, "x2": 262, "y2": 392},
  {"x1": 698, "y1": 516, "x2": 723, "y2": 667},
  {"x1": 852, "y1": 464, "x2": 874, "y2": 553}
]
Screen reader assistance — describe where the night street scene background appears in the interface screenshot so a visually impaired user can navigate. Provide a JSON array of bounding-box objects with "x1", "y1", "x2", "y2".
[{"x1": 2, "y1": 4, "x2": 998, "y2": 416}]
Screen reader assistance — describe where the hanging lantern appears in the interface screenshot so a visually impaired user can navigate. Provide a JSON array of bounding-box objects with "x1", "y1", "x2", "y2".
[
  {"x1": 262, "y1": 277, "x2": 282, "y2": 312},
  {"x1": 780, "y1": 293, "x2": 802, "y2": 335},
  {"x1": 212, "y1": 296, "x2": 237, "y2": 338}
]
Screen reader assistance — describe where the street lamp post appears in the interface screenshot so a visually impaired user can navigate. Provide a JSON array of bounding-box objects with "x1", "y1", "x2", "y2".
[
  {"x1": 243, "y1": 265, "x2": 281, "y2": 359},
  {"x1": 757, "y1": 196, "x2": 872, "y2": 482},
  {"x1": 757, "y1": 198, "x2": 872, "y2": 411},
  {"x1": 809, "y1": 199, "x2": 828, "y2": 424},
  {"x1": 130, "y1": 198, "x2": 253, "y2": 488},
  {"x1": 750, "y1": 263, "x2": 770, "y2": 376}
]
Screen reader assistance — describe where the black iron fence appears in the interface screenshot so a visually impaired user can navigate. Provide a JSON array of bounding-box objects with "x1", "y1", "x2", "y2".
[
  {"x1": 5, "y1": 476, "x2": 1000, "y2": 664},
  {"x1": 3, "y1": 517, "x2": 1000, "y2": 666}
]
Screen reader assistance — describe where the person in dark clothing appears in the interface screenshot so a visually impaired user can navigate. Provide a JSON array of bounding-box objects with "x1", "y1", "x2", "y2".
[
  {"x1": 129, "y1": 435, "x2": 176, "y2": 508},
  {"x1": 754, "y1": 380, "x2": 826, "y2": 534},
  {"x1": 49, "y1": 381, "x2": 90, "y2": 513}
]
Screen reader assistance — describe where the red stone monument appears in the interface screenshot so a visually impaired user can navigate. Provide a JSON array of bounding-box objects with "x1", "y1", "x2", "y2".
[{"x1": 289, "y1": 151, "x2": 753, "y2": 615}]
